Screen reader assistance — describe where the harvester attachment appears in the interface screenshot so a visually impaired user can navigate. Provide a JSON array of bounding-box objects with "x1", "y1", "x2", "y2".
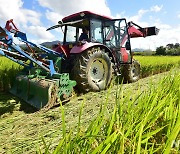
[
  {"x1": 10, "y1": 73, "x2": 76, "y2": 109},
  {"x1": 0, "y1": 19, "x2": 76, "y2": 109}
]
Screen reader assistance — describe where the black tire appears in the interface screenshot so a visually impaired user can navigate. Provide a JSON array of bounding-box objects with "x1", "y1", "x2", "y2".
[
  {"x1": 71, "y1": 47, "x2": 112, "y2": 92},
  {"x1": 121, "y1": 59, "x2": 140, "y2": 83}
]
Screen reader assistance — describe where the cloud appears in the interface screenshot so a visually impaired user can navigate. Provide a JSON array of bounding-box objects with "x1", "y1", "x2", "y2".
[
  {"x1": 150, "y1": 5, "x2": 163, "y2": 12},
  {"x1": 0, "y1": 0, "x2": 55, "y2": 44},
  {"x1": 0, "y1": 0, "x2": 178, "y2": 50},
  {"x1": 127, "y1": 5, "x2": 163, "y2": 24},
  {"x1": 129, "y1": 9, "x2": 148, "y2": 24},
  {"x1": 0, "y1": 0, "x2": 41, "y2": 26},
  {"x1": 38, "y1": 0, "x2": 111, "y2": 18},
  {"x1": 178, "y1": 13, "x2": 180, "y2": 19},
  {"x1": 23, "y1": 25, "x2": 55, "y2": 43},
  {"x1": 45, "y1": 10, "x2": 63, "y2": 24}
]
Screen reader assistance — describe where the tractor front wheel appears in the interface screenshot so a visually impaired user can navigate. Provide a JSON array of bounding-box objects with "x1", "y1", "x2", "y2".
[{"x1": 71, "y1": 47, "x2": 112, "y2": 92}]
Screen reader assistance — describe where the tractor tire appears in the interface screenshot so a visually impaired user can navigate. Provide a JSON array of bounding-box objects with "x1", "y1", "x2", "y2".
[
  {"x1": 71, "y1": 47, "x2": 112, "y2": 92},
  {"x1": 121, "y1": 59, "x2": 140, "y2": 83}
]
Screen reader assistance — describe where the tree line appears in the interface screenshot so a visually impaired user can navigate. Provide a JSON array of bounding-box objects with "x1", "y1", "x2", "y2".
[{"x1": 156, "y1": 43, "x2": 180, "y2": 55}]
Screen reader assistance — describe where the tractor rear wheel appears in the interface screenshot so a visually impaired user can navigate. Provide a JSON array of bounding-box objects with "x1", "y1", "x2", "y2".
[
  {"x1": 71, "y1": 47, "x2": 112, "y2": 92},
  {"x1": 121, "y1": 59, "x2": 140, "y2": 82}
]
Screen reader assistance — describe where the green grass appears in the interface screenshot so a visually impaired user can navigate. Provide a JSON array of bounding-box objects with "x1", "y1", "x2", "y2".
[
  {"x1": 0, "y1": 55, "x2": 180, "y2": 90},
  {"x1": 0, "y1": 55, "x2": 180, "y2": 153},
  {"x1": 135, "y1": 56, "x2": 180, "y2": 77},
  {"x1": 0, "y1": 57, "x2": 21, "y2": 91},
  {"x1": 38, "y1": 70, "x2": 180, "y2": 153},
  {"x1": 0, "y1": 69, "x2": 179, "y2": 153}
]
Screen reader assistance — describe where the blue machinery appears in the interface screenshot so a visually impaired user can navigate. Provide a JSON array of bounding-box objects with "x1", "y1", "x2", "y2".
[{"x1": 0, "y1": 19, "x2": 76, "y2": 109}]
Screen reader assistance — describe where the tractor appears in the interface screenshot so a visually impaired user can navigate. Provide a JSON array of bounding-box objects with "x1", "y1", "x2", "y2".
[
  {"x1": 0, "y1": 11, "x2": 159, "y2": 109},
  {"x1": 48, "y1": 11, "x2": 159, "y2": 92}
]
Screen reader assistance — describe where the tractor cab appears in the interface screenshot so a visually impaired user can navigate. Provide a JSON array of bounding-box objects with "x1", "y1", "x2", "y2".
[{"x1": 48, "y1": 11, "x2": 131, "y2": 63}]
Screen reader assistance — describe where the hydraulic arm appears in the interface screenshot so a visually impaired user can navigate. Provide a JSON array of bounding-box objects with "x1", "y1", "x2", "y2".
[
  {"x1": 127, "y1": 21, "x2": 159, "y2": 38},
  {"x1": 0, "y1": 19, "x2": 64, "y2": 76}
]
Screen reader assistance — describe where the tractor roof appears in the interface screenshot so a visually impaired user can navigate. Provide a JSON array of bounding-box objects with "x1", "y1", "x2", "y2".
[{"x1": 62, "y1": 11, "x2": 112, "y2": 23}]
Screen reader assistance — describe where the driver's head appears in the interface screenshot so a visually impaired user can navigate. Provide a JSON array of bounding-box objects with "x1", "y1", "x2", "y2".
[{"x1": 82, "y1": 27, "x2": 88, "y2": 34}]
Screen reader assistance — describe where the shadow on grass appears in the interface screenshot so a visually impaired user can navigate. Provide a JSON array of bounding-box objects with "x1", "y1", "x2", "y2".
[{"x1": 0, "y1": 92, "x2": 37, "y2": 116}]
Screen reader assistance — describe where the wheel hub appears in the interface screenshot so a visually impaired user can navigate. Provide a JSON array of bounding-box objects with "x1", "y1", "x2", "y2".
[
  {"x1": 89, "y1": 58, "x2": 108, "y2": 83},
  {"x1": 92, "y1": 67, "x2": 98, "y2": 75}
]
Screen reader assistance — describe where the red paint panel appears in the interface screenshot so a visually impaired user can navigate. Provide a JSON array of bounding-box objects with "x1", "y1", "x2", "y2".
[
  {"x1": 70, "y1": 42, "x2": 101, "y2": 54},
  {"x1": 62, "y1": 11, "x2": 112, "y2": 23},
  {"x1": 121, "y1": 47, "x2": 128, "y2": 62},
  {"x1": 128, "y1": 26, "x2": 144, "y2": 38}
]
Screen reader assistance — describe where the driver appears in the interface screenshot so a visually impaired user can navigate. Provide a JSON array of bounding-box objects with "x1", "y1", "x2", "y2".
[{"x1": 79, "y1": 27, "x2": 88, "y2": 41}]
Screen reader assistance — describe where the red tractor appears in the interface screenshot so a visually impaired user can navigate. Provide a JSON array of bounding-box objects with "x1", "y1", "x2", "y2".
[
  {"x1": 0, "y1": 11, "x2": 159, "y2": 108},
  {"x1": 48, "y1": 11, "x2": 159, "y2": 92}
]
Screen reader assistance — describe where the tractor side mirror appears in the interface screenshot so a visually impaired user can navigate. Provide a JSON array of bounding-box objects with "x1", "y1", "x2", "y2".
[{"x1": 125, "y1": 41, "x2": 131, "y2": 50}]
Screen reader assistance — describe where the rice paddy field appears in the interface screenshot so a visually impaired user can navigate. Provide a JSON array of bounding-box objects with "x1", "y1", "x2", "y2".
[
  {"x1": 0, "y1": 57, "x2": 21, "y2": 91},
  {"x1": 0, "y1": 55, "x2": 180, "y2": 153},
  {"x1": 0, "y1": 56, "x2": 180, "y2": 86},
  {"x1": 135, "y1": 56, "x2": 180, "y2": 77}
]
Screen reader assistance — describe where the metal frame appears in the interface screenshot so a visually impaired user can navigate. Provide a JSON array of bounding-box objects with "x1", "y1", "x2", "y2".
[{"x1": 0, "y1": 22, "x2": 64, "y2": 76}]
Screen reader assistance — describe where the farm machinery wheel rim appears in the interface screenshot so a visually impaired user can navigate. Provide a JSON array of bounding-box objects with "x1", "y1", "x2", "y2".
[{"x1": 89, "y1": 58, "x2": 108, "y2": 84}]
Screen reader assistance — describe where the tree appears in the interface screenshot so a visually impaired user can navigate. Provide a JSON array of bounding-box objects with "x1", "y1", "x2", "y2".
[
  {"x1": 166, "y1": 43, "x2": 174, "y2": 49},
  {"x1": 156, "y1": 46, "x2": 166, "y2": 55},
  {"x1": 174, "y1": 43, "x2": 180, "y2": 48}
]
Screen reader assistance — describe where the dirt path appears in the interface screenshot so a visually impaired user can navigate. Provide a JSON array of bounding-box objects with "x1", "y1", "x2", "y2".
[{"x1": 0, "y1": 71, "x2": 175, "y2": 153}]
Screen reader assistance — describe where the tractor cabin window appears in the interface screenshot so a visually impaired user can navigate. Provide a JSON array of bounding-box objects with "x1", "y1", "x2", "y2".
[
  {"x1": 104, "y1": 19, "x2": 128, "y2": 48},
  {"x1": 66, "y1": 26, "x2": 77, "y2": 43},
  {"x1": 90, "y1": 20, "x2": 103, "y2": 43}
]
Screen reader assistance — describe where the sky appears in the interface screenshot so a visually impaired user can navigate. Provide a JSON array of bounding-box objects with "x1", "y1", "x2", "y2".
[{"x1": 0, "y1": 0, "x2": 179, "y2": 50}]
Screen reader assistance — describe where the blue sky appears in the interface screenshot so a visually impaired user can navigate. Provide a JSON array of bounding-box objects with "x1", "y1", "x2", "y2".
[
  {"x1": 108, "y1": 0, "x2": 179, "y2": 26},
  {"x1": 0, "y1": 0, "x2": 179, "y2": 50}
]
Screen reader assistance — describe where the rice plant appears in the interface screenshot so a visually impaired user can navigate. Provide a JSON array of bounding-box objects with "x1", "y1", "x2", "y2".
[
  {"x1": 38, "y1": 70, "x2": 180, "y2": 153},
  {"x1": 135, "y1": 56, "x2": 180, "y2": 77},
  {"x1": 0, "y1": 57, "x2": 21, "y2": 91}
]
